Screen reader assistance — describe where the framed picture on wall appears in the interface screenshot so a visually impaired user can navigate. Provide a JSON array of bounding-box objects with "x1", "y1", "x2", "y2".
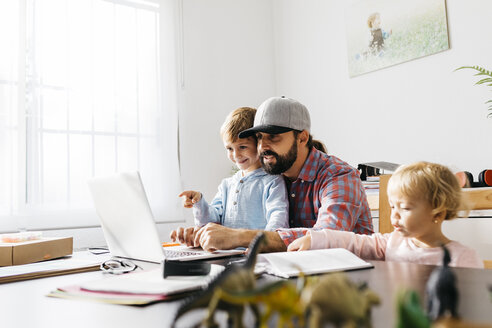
[{"x1": 345, "y1": 0, "x2": 449, "y2": 77}]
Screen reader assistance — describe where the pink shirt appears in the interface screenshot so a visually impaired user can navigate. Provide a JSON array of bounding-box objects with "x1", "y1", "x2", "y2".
[{"x1": 310, "y1": 229, "x2": 483, "y2": 269}]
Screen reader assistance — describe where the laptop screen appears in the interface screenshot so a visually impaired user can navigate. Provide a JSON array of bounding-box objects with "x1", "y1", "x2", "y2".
[{"x1": 88, "y1": 172, "x2": 164, "y2": 263}]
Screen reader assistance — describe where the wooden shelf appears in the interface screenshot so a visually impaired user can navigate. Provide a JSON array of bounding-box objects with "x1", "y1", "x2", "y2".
[{"x1": 462, "y1": 187, "x2": 492, "y2": 210}]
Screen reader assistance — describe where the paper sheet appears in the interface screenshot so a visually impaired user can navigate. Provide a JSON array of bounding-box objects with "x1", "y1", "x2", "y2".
[{"x1": 80, "y1": 264, "x2": 224, "y2": 295}]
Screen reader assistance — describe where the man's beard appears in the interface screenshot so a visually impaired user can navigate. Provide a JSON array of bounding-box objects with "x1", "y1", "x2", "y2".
[{"x1": 260, "y1": 139, "x2": 297, "y2": 175}]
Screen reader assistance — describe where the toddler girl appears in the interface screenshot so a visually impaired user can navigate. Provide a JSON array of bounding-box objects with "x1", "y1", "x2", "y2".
[{"x1": 288, "y1": 161, "x2": 483, "y2": 268}]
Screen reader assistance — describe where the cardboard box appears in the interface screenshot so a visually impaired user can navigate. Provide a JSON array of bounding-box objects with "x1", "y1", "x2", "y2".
[{"x1": 0, "y1": 237, "x2": 73, "y2": 266}]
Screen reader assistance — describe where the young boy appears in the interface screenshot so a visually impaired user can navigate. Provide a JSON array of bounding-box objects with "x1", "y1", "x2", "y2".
[{"x1": 178, "y1": 107, "x2": 289, "y2": 230}]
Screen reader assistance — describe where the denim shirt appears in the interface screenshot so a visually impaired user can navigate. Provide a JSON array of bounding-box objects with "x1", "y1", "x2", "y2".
[{"x1": 193, "y1": 167, "x2": 289, "y2": 230}]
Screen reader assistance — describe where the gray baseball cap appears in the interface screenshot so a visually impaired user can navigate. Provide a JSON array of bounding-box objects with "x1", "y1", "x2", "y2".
[{"x1": 238, "y1": 96, "x2": 311, "y2": 138}]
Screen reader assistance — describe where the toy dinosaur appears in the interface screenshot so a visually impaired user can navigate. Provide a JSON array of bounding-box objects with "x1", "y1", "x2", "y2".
[
  {"x1": 395, "y1": 288, "x2": 492, "y2": 328},
  {"x1": 300, "y1": 272, "x2": 380, "y2": 328},
  {"x1": 209, "y1": 271, "x2": 381, "y2": 328},
  {"x1": 396, "y1": 289, "x2": 431, "y2": 328},
  {"x1": 211, "y1": 278, "x2": 304, "y2": 328},
  {"x1": 214, "y1": 271, "x2": 380, "y2": 328},
  {"x1": 172, "y1": 232, "x2": 266, "y2": 328},
  {"x1": 426, "y1": 245, "x2": 458, "y2": 321},
  {"x1": 210, "y1": 272, "x2": 309, "y2": 328}
]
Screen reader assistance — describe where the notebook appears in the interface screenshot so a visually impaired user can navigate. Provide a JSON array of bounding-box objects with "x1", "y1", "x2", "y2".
[
  {"x1": 79, "y1": 264, "x2": 225, "y2": 296},
  {"x1": 87, "y1": 171, "x2": 244, "y2": 263},
  {"x1": 256, "y1": 248, "x2": 374, "y2": 278}
]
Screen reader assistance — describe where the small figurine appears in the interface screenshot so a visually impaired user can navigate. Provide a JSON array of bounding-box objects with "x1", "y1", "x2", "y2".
[
  {"x1": 172, "y1": 232, "x2": 266, "y2": 328},
  {"x1": 395, "y1": 288, "x2": 492, "y2": 328},
  {"x1": 300, "y1": 273, "x2": 380, "y2": 328},
  {"x1": 426, "y1": 245, "x2": 458, "y2": 321},
  {"x1": 211, "y1": 277, "x2": 305, "y2": 328},
  {"x1": 396, "y1": 289, "x2": 431, "y2": 328}
]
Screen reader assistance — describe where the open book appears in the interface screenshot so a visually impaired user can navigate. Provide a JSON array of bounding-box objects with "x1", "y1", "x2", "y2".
[{"x1": 256, "y1": 248, "x2": 373, "y2": 278}]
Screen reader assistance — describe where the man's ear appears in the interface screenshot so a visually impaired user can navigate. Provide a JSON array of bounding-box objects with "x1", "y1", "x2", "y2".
[{"x1": 298, "y1": 130, "x2": 309, "y2": 146}]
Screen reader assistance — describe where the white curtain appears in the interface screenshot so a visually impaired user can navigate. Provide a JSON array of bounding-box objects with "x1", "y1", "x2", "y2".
[{"x1": 0, "y1": 0, "x2": 183, "y2": 231}]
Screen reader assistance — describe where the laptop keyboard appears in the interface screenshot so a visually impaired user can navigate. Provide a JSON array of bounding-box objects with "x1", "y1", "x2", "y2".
[{"x1": 163, "y1": 249, "x2": 204, "y2": 259}]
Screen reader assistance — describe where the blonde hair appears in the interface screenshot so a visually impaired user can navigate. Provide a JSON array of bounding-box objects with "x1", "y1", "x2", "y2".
[
  {"x1": 388, "y1": 162, "x2": 463, "y2": 220},
  {"x1": 367, "y1": 12, "x2": 380, "y2": 28},
  {"x1": 220, "y1": 107, "x2": 256, "y2": 143}
]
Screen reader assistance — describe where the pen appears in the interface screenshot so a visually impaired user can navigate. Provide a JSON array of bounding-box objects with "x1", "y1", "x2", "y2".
[{"x1": 162, "y1": 242, "x2": 181, "y2": 247}]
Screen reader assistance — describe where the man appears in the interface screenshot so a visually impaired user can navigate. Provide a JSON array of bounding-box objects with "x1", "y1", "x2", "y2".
[{"x1": 171, "y1": 96, "x2": 373, "y2": 252}]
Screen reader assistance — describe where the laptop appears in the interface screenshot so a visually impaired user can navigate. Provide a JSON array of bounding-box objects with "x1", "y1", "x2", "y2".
[{"x1": 87, "y1": 171, "x2": 244, "y2": 263}]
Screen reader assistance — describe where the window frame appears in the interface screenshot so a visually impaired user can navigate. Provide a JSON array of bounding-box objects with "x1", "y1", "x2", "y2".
[{"x1": 0, "y1": 0, "x2": 184, "y2": 233}]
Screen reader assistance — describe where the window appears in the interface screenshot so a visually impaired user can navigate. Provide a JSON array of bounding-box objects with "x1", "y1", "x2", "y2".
[{"x1": 0, "y1": 0, "x2": 182, "y2": 232}]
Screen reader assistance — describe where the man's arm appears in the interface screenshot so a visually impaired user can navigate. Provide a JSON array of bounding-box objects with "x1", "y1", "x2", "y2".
[{"x1": 195, "y1": 223, "x2": 286, "y2": 252}]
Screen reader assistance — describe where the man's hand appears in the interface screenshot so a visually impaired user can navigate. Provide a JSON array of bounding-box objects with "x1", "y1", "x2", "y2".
[
  {"x1": 192, "y1": 223, "x2": 288, "y2": 253},
  {"x1": 193, "y1": 223, "x2": 239, "y2": 252},
  {"x1": 169, "y1": 226, "x2": 201, "y2": 247},
  {"x1": 178, "y1": 191, "x2": 202, "y2": 208},
  {"x1": 287, "y1": 233, "x2": 311, "y2": 251}
]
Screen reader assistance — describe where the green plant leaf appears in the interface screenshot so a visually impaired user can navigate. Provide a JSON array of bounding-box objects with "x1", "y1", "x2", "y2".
[
  {"x1": 456, "y1": 65, "x2": 492, "y2": 118},
  {"x1": 476, "y1": 78, "x2": 492, "y2": 85},
  {"x1": 456, "y1": 65, "x2": 492, "y2": 76},
  {"x1": 454, "y1": 66, "x2": 474, "y2": 72}
]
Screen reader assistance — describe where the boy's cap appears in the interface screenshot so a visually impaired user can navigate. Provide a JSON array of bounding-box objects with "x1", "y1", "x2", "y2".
[{"x1": 238, "y1": 96, "x2": 311, "y2": 138}]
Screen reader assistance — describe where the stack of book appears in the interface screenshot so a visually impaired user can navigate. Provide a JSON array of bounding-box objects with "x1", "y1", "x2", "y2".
[
  {"x1": 48, "y1": 264, "x2": 224, "y2": 306},
  {"x1": 362, "y1": 176, "x2": 380, "y2": 197}
]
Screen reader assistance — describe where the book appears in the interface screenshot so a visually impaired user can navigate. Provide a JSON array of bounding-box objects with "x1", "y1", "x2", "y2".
[
  {"x1": 0, "y1": 256, "x2": 101, "y2": 284},
  {"x1": 47, "y1": 284, "x2": 174, "y2": 306},
  {"x1": 256, "y1": 248, "x2": 373, "y2": 278}
]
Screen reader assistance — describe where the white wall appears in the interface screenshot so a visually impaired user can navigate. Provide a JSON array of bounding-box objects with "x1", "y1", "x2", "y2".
[
  {"x1": 269, "y1": 0, "x2": 492, "y2": 259},
  {"x1": 271, "y1": 0, "x2": 492, "y2": 175},
  {"x1": 178, "y1": 0, "x2": 277, "y2": 223}
]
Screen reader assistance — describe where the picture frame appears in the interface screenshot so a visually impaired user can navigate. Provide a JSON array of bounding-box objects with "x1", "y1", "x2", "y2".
[{"x1": 345, "y1": 0, "x2": 449, "y2": 77}]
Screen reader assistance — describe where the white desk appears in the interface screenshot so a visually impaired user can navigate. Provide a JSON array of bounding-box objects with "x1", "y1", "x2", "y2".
[
  {"x1": 2, "y1": 255, "x2": 492, "y2": 328},
  {"x1": 0, "y1": 252, "x2": 238, "y2": 328},
  {"x1": 0, "y1": 253, "x2": 181, "y2": 328}
]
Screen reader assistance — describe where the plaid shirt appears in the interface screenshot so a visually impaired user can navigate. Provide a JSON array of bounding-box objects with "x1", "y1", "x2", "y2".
[{"x1": 277, "y1": 148, "x2": 373, "y2": 246}]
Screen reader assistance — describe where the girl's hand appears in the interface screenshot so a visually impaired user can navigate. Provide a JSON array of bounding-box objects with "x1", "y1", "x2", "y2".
[
  {"x1": 287, "y1": 234, "x2": 312, "y2": 251},
  {"x1": 178, "y1": 191, "x2": 201, "y2": 208}
]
